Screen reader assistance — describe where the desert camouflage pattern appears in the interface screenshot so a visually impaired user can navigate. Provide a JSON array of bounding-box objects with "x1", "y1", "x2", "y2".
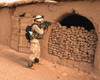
[{"x1": 29, "y1": 39, "x2": 40, "y2": 62}]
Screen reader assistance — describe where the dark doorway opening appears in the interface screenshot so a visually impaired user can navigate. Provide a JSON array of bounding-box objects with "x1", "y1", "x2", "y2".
[{"x1": 60, "y1": 14, "x2": 95, "y2": 31}]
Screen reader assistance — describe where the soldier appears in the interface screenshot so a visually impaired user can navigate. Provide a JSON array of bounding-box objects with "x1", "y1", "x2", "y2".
[{"x1": 27, "y1": 15, "x2": 51, "y2": 68}]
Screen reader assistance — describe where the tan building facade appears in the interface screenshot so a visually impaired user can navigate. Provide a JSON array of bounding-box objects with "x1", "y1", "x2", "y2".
[{"x1": 0, "y1": 0, "x2": 100, "y2": 76}]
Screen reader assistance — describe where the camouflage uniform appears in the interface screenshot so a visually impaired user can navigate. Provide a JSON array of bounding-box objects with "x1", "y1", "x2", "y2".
[
  {"x1": 27, "y1": 15, "x2": 51, "y2": 67},
  {"x1": 29, "y1": 39, "x2": 40, "y2": 61},
  {"x1": 29, "y1": 24, "x2": 44, "y2": 62}
]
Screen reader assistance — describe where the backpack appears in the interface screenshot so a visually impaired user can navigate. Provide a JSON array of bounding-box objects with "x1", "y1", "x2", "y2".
[
  {"x1": 25, "y1": 25, "x2": 33, "y2": 42},
  {"x1": 25, "y1": 23, "x2": 43, "y2": 42}
]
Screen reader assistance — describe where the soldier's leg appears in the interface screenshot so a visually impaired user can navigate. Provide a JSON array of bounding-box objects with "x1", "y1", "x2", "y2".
[
  {"x1": 28, "y1": 40, "x2": 37, "y2": 67},
  {"x1": 34, "y1": 41, "x2": 40, "y2": 63}
]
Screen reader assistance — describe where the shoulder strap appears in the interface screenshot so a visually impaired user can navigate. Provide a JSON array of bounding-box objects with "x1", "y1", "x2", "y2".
[{"x1": 31, "y1": 23, "x2": 37, "y2": 26}]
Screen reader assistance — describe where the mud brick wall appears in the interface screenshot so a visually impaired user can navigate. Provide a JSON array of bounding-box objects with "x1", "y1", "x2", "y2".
[{"x1": 48, "y1": 23, "x2": 97, "y2": 63}]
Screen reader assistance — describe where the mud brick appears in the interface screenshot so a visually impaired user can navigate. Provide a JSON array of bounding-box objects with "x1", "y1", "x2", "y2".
[
  {"x1": 49, "y1": 51, "x2": 52, "y2": 54},
  {"x1": 77, "y1": 26, "x2": 80, "y2": 30},
  {"x1": 77, "y1": 53, "x2": 81, "y2": 56},
  {"x1": 48, "y1": 41, "x2": 52, "y2": 44},
  {"x1": 65, "y1": 31, "x2": 68, "y2": 34},
  {"x1": 81, "y1": 55, "x2": 88, "y2": 59},
  {"x1": 82, "y1": 38, "x2": 86, "y2": 42},
  {"x1": 68, "y1": 52, "x2": 71, "y2": 55},
  {"x1": 56, "y1": 34, "x2": 59, "y2": 36},
  {"x1": 88, "y1": 50, "x2": 94, "y2": 55},
  {"x1": 77, "y1": 55, "x2": 81, "y2": 59},
  {"x1": 71, "y1": 53, "x2": 75, "y2": 57},
  {"x1": 64, "y1": 54, "x2": 69, "y2": 58},
  {"x1": 74, "y1": 48, "x2": 79, "y2": 53},
  {"x1": 58, "y1": 53, "x2": 62, "y2": 58},
  {"x1": 79, "y1": 33, "x2": 83, "y2": 36},
  {"x1": 84, "y1": 30, "x2": 88, "y2": 33},
  {"x1": 58, "y1": 25, "x2": 62, "y2": 28},
  {"x1": 87, "y1": 60, "x2": 92, "y2": 63},
  {"x1": 77, "y1": 37, "x2": 82, "y2": 41},
  {"x1": 74, "y1": 53, "x2": 78, "y2": 56},
  {"x1": 70, "y1": 26, "x2": 74, "y2": 29},
  {"x1": 68, "y1": 54, "x2": 71, "y2": 58},
  {"x1": 75, "y1": 57, "x2": 81, "y2": 61},
  {"x1": 48, "y1": 46, "x2": 51, "y2": 50},
  {"x1": 52, "y1": 41, "x2": 56, "y2": 44},
  {"x1": 65, "y1": 55, "x2": 69, "y2": 59},
  {"x1": 53, "y1": 26, "x2": 57, "y2": 30},
  {"x1": 52, "y1": 32, "x2": 56, "y2": 35},
  {"x1": 84, "y1": 45, "x2": 88, "y2": 48},
  {"x1": 73, "y1": 42, "x2": 77, "y2": 46},
  {"x1": 48, "y1": 43, "x2": 52, "y2": 46},
  {"x1": 83, "y1": 54, "x2": 88, "y2": 57},
  {"x1": 48, "y1": 45, "x2": 52, "y2": 49},
  {"x1": 77, "y1": 58, "x2": 82, "y2": 61},
  {"x1": 81, "y1": 27, "x2": 85, "y2": 30},
  {"x1": 82, "y1": 59, "x2": 88, "y2": 62},
  {"x1": 53, "y1": 48, "x2": 56, "y2": 51},
  {"x1": 53, "y1": 51, "x2": 57, "y2": 56},
  {"x1": 67, "y1": 35, "x2": 71, "y2": 38},
  {"x1": 70, "y1": 57, "x2": 74, "y2": 60},
  {"x1": 62, "y1": 26, "x2": 67, "y2": 30}
]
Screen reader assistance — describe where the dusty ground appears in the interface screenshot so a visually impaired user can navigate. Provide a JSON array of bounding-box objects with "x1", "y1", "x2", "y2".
[{"x1": 0, "y1": 45, "x2": 100, "y2": 80}]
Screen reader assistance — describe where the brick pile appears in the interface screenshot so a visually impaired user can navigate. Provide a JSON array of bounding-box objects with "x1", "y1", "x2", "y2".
[{"x1": 48, "y1": 23, "x2": 97, "y2": 63}]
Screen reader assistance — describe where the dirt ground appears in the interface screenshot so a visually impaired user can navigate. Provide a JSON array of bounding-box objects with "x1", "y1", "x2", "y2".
[{"x1": 0, "y1": 45, "x2": 99, "y2": 80}]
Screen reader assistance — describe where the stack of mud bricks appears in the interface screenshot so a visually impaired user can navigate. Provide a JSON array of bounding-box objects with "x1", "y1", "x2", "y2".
[{"x1": 48, "y1": 23, "x2": 97, "y2": 63}]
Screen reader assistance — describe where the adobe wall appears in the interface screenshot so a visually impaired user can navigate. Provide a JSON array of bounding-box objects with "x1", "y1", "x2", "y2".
[
  {"x1": 12, "y1": 1, "x2": 100, "y2": 73},
  {"x1": 0, "y1": 1, "x2": 99, "y2": 75},
  {"x1": 0, "y1": 8, "x2": 11, "y2": 46}
]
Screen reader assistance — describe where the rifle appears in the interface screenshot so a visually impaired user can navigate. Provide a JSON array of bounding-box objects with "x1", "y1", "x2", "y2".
[
  {"x1": 32, "y1": 21, "x2": 51, "y2": 39},
  {"x1": 39, "y1": 21, "x2": 51, "y2": 30}
]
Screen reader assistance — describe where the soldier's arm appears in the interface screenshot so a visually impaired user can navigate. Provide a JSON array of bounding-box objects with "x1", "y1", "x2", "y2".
[{"x1": 32, "y1": 25, "x2": 44, "y2": 34}]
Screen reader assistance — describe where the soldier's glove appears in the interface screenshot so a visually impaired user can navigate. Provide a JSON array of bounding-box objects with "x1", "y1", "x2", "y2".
[
  {"x1": 29, "y1": 31, "x2": 35, "y2": 39},
  {"x1": 29, "y1": 31, "x2": 33, "y2": 35}
]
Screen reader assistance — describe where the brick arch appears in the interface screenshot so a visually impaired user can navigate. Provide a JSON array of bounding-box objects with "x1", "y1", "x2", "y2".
[
  {"x1": 59, "y1": 14, "x2": 95, "y2": 31},
  {"x1": 57, "y1": 13, "x2": 99, "y2": 66},
  {"x1": 56, "y1": 12, "x2": 98, "y2": 36}
]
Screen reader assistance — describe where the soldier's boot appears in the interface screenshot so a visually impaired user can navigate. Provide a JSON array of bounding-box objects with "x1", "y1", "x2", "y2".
[
  {"x1": 35, "y1": 58, "x2": 42, "y2": 65},
  {"x1": 28, "y1": 60, "x2": 33, "y2": 67},
  {"x1": 28, "y1": 61, "x2": 36, "y2": 70}
]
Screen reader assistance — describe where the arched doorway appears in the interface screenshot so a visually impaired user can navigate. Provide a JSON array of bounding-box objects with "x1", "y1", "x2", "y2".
[{"x1": 60, "y1": 14, "x2": 95, "y2": 31}]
